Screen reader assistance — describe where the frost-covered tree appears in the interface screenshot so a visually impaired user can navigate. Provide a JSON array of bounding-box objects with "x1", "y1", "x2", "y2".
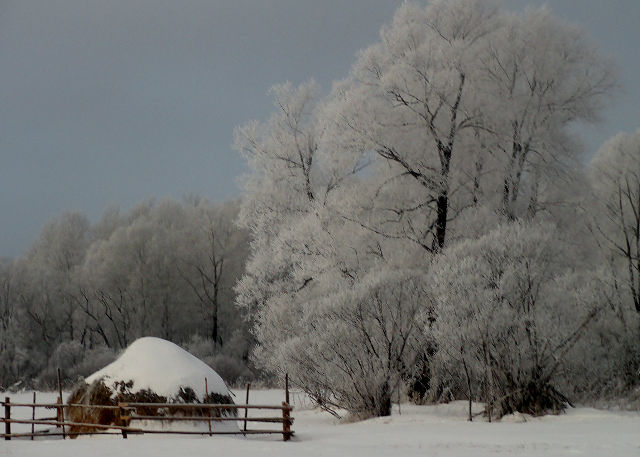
[
  {"x1": 291, "y1": 269, "x2": 429, "y2": 418},
  {"x1": 320, "y1": 0, "x2": 613, "y2": 251},
  {"x1": 235, "y1": 0, "x2": 617, "y2": 418},
  {"x1": 82, "y1": 202, "x2": 160, "y2": 348},
  {"x1": 322, "y1": 0, "x2": 500, "y2": 252},
  {"x1": 430, "y1": 222, "x2": 603, "y2": 418},
  {"x1": 80, "y1": 199, "x2": 243, "y2": 350},
  {"x1": 582, "y1": 130, "x2": 640, "y2": 399},
  {"x1": 233, "y1": 81, "x2": 327, "y2": 361},
  {"x1": 590, "y1": 129, "x2": 640, "y2": 314},
  {"x1": 0, "y1": 260, "x2": 21, "y2": 389},
  {"x1": 1, "y1": 197, "x2": 251, "y2": 389},
  {"x1": 18, "y1": 212, "x2": 90, "y2": 352},
  {"x1": 0, "y1": 212, "x2": 93, "y2": 387},
  {"x1": 235, "y1": 74, "x2": 441, "y2": 417},
  {"x1": 178, "y1": 197, "x2": 248, "y2": 350},
  {"x1": 482, "y1": 7, "x2": 615, "y2": 220}
]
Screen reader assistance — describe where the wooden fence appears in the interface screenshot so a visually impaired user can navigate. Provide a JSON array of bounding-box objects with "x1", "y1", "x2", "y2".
[{"x1": 1, "y1": 391, "x2": 294, "y2": 441}]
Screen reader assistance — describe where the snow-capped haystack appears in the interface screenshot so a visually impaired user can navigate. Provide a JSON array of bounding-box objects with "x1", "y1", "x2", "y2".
[
  {"x1": 85, "y1": 337, "x2": 231, "y2": 399},
  {"x1": 67, "y1": 337, "x2": 236, "y2": 437}
]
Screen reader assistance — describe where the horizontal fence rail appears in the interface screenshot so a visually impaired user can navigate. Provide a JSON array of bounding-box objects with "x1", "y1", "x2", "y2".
[{"x1": 2, "y1": 396, "x2": 294, "y2": 441}]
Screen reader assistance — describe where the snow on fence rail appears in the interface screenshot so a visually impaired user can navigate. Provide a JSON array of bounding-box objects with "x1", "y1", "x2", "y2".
[{"x1": 1, "y1": 395, "x2": 294, "y2": 441}]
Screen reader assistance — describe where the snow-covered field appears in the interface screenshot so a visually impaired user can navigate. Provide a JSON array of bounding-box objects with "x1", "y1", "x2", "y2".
[{"x1": 1, "y1": 389, "x2": 639, "y2": 457}]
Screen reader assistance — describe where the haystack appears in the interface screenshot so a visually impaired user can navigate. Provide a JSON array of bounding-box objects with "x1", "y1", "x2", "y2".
[{"x1": 67, "y1": 337, "x2": 236, "y2": 437}]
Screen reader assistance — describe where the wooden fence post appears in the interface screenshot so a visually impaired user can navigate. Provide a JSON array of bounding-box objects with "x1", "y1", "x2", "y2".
[
  {"x1": 31, "y1": 392, "x2": 36, "y2": 440},
  {"x1": 205, "y1": 377, "x2": 212, "y2": 436},
  {"x1": 282, "y1": 402, "x2": 291, "y2": 441},
  {"x1": 55, "y1": 397, "x2": 66, "y2": 440},
  {"x1": 120, "y1": 404, "x2": 128, "y2": 439},
  {"x1": 285, "y1": 373, "x2": 289, "y2": 405},
  {"x1": 57, "y1": 368, "x2": 66, "y2": 440},
  {"x1": 4, "y1": 397, "x2": 10, "y2": 440},
  {"x1": 283, "y1": 374, "x2": 291, "y2": 441},
  {"x1": 243, "y1": 383, "x2": 251, "y2": 433}
]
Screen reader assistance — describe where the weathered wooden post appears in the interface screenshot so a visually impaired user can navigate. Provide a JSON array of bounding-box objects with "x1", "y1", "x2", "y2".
[
  {"x1": 31, "y1": 392, "x2": 36, "y2": 440},
  {"x1": 205, "y1": 377, "x2": 212, "y2": 436},
  {"x1": 55, "y1": 397, "x2": 67, "y2": 439},
  {"x1": 4, "y1": 397, "x2": 10, "y2": 440},
  {"x1": 283, "y1": 373, "x2": 291, "y2": 441},
  {"x1": 57, "y1": 368, "x2": 66, "y2": 439},
  {"x1": 243, "y1": 383, "x2": 251, "y2": 433},
  {"x1": 120, "y1": 404, "x2": 128, "y2": 439},
  {"x1": 285, "y1": 373, "x2": 290, "y2": 405},
  {"x1": 282, "y1": 402, "x2": 291, "y2": 442}
]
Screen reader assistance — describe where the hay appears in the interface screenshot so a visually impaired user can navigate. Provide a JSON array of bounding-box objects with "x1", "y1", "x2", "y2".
[
  {"x1": 66, "y1": 379, "x2": 119, "y2": 437},
  {"x1": 66, "y1": 378, "x2": 236, "y2": 438}
]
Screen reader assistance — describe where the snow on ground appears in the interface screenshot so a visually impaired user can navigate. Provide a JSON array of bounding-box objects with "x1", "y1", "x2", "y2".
[
  {"x1": 85, "y1": 337, "x2": 230, "y2": 398},
  {"x1": 1, "y1": 389, "x2": 639, "y2": 457}
]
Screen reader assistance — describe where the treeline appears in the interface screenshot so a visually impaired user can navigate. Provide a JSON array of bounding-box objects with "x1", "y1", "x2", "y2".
[
  {"x1": 234, "y1": 0, "x2": 639, "y2": 419},
  {"x1": 0, "y1": 197, "x2": 251, "y2": 390}
]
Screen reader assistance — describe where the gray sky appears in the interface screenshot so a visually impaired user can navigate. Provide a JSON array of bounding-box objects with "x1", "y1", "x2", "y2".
[{"x1": 0, "y1": 0, "x2": 638, "y2": 258}]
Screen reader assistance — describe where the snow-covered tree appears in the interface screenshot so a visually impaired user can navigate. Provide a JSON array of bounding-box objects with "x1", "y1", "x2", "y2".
[
  {"x1": 590, "y1": 129, "x2": 640, "y2": 314},
  {"x1": 234, "y1": 0, "x2": 617, "y2": 418},
  {"x1": 233, "y1": 81, "x2": 327, "y2": 368},
  {"x1": 430, "y1": 221, "x2": 603, "y2": 418},
  {"x1": 581, "y1": 130, "x2": 640, "y2": 399},
  {"x1": 322, "y1": 0, "x2": 500, "y2": 252},
  {"x1": 0, "y1": 196, "x2": 251, "y2": 389},
  {"x1": 18, "y1": 212, "x2": 90, "y2": 351},
  {"x1": 482, "y1": 7, "x2": 615, "y2": 220},
  {"x1": 178, "y1": 197, "x2": 249, "y2": 350},
  {"x1": 0, "y1": 260, "x2": 21, "y2": 389},
  {"x1": 79, "y1": 198, "x2": 244, "y2": 351}
]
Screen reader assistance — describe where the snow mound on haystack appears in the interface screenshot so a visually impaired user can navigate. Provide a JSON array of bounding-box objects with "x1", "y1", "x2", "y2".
[{"x1": 86, "y1": 337, "x2": 230, "y2": 398}]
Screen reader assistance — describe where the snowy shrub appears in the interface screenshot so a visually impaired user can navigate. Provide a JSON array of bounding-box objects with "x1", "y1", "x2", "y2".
[
  {"x1": 561, "y1": 293, "x2": 640, "y2": 404},
  {"x1": 590, "y1": 129, "x2": 640, "y2": 315},
  {"x1": 37, "y1": 342, "x2": 116, "y2": 388},
  {"x1": 257, "y1": 268, "x2": 429, "y2": 419},
  {"x1": 74, "y1": 346, "x2": 117, "y2": 378},
  {"x1": 37, "y1": 340, "x2": 86, "y2": 388},
  {"x1": 581, "y1": 129, "x2": 640, "y2": 403},
  {"x1": 430, "y1": 221, "x2": 603, "y2": 418},
  {"x1": 186, "y1": 334, "x2": 253, "y2": 386}
]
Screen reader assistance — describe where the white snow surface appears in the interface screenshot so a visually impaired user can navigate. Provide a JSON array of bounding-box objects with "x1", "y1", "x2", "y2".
[
  {"x1": 2, "y1": 389, "x2": 639, "y2": 456},
  {"x1": 85, "y1": 337, "x2": 230, "y2": 399},
  {"x1": 0, "y1": 390, "x2": 640, "y2": 457}
]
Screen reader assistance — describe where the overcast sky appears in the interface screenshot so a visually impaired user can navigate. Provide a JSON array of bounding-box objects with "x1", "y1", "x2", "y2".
[{"x1": 0, "y1": 0, "x2": 638, "y2": 258}]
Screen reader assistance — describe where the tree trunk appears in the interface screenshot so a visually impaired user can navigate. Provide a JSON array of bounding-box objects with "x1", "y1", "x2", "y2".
[
  {"x1": 375, "y1": 382, "x2": 392, "y2": 417},
  {"x1": 434, "y1": 140, "x2": 453, "y2": 251},
  {"x1": 212, "y1": 310, "x2": 219, "y2": 349},
  {"x1": 433, "y1": 72, "x2": 463, "y2": 251},
  {"x1": 435, "y1": 191, "x2": 449, "y2": 251}
]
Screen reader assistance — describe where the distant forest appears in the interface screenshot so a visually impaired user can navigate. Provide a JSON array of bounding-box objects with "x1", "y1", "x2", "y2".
[
  {"x1": 2, "y1": 0, "x2": 639, "y2": 421},
  {"x1": 0, "y1": 197, "x2": 252, "y2": 389}
]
